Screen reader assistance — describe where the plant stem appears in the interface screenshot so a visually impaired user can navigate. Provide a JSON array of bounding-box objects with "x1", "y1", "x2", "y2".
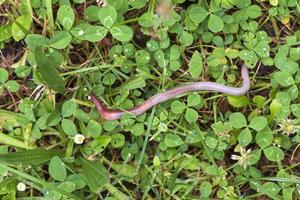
[
  {"x1": 45, "y1": 0, "x2": 55, "y2": 34},
  {"x1": 25, "y1": 0, "x2": 33, "y2": 17},
  {"x1": 104, "y1": 183, "x2": 130, "y2": 200},
  {"x1": 0, "y1": 132, "x2": 28, "y2": 149}
]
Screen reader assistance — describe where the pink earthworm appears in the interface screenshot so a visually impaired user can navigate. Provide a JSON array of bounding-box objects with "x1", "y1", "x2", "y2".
[{"x1": 90, "y1": 65, "x2": 250, "y2": 120}]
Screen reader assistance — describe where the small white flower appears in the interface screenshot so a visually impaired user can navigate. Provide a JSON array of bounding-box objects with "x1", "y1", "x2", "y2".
[
  {"x1": 17, "y1": 182, "x2": 26, "y2": 192},
  {"x1": 74, "y1": 134, "x2": 85, "y2": 144},
  {"x1": 278, "y1": 119, "x2": 300, "y2": 136},
  {"x1": 231, "y1": 146, "x2": 252, "y2": 169}
]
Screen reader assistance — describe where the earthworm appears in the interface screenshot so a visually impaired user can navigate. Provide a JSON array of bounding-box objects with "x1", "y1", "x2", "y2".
[{"x1": 90, "y1": 65, "x2": 250, "y2": 120}]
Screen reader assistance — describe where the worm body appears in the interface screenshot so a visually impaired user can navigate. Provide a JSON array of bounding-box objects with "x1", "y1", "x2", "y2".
[{"x1": 91, "y1": 65, "x2": 250, "y2": 120}]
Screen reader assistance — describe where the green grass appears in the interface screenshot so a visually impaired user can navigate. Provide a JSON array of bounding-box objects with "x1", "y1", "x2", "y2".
[{"x1": 0, "y1": 0, "x2": 300, "y2": 199}]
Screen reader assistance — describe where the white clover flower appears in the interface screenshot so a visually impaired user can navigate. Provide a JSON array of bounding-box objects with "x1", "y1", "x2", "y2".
[
  {"x1": 278, "y1": 119, "x2": 300, "y2": 136},
  {"x1": 74, "y1": 134, "x2": 85, "y2": 144},
  {"x1": 231, "y1": 146, "x2": 252, "y2": 170},
  {"x1": 17, "y1": 182, "x2": 26, "y2": 192}
]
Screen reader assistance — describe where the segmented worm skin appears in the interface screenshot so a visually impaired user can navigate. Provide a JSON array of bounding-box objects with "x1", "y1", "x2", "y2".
[{"x1": 90, "y1": 65, "x2": 250, "y2": 120}]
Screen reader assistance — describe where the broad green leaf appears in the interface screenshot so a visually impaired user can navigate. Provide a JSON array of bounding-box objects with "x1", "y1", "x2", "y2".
[
  {"x1": 170, "y1": 60, "x2": 181, "y2": 71},
  {"x1": 249, "y1": 180, "x2": 281, "y2": 200},
  {"x1": 170, "y1": 45, "x2": 181, "y2": 60},
  {"x1": 130, "y1": 0, "x2": 147, "y2": 9},
  {"x1": 138, "y1": 12, "x2": 156, "y2": 27},
  {"x1": 220, "y1": 0, "x2": 237, "y2": 9},
  {"x1": 122, "y1": 76, "x2": 146, "y2": 91},
  {"x1": 154, "y1": 49, "x2": 168, "y2": 68},
  {"x1": 171, "y1": 100, "x2": 186, "y2": 114},
  {"x1": 205, "y1": 165, "x2": 219, "y2": 175},
  {"x1": 277, "y1": 61, "x2": 299, "y2": 75},
  {"x1": 225, "y1": 48, "x2": 239, "y2": 58},
  {"x1": 0, "y1": 179, "x2": 17, "y2": 195},
  {"x1": 179, "y1": 156, "x2": 201, "y2": 170},
  {"x1": 147, "y1": 39, "x2": 159, "y2": 51},
  {"x1": 103, "y1": 120, "x2": 119, "y2": 131},
  {"x1": 275, "y1": 91, "x2": 290, "y2": 106},
  {"x1": 200, "y1": 181, "x2": 212, "y2": 198},
  {"x1": 229, "y1": 112, "x2": 247, "y2": 129},
  {"x1": 0, "y1": 24, "x2": 12, "y2": 42},
  {"x1": 110, "y1": 163, "x2": 137, "y2": 177},
  {"x1": 274, "y1": 71, "x2": 295, "y2": 87},
  {"x1": 58, "y1": 182, "x2": 76, "y2": 193},
  {"x1": 239, "y1": 50, "x2": 258, "y2": 68},
  {"x1": 0, "y1": 68, "x2": 8, "y2": 84},
  {"x1": 188, "y1": 6, "x2": 209, "y2": 24},
  {"x1": 98, "y1": 5, "x2": 117, "y2": 28},
  {"x1": 87, "y1": 120, "x2": 102, "y2": 137},
  {"x1": 263, "y1": 146, "x2": 284, "y2": 161},
  {"x1": 245, "y1": 5, "x2": 262, "y2": 19},
  {"x1": 79, "y1": 158, "x2": 110, "y2": 193},
  {"x1": 205, "y1": 136, "x2": 218, "y2": 149},
  {"x1": 185, "y1": 108, "x2": 199, "y2": 123},
  {"x1": 254, "y1": 41, "x2": 269, "y2": 58},
  {"x1": 270, "y1": 99, "x2": 282, "y2": 118},
  {"x1": 283, "y1": 187, "x2": 294, "y2": 200},
  {"x1": 249, "y1": 149, "x2": 261, "y2": 165},
  {"x1": 62, "y1": 100, "x2": 77, "y2": 118},
  {"x1": 158, "y1": 122, "x2": 168, "y2": 132},
  {"x1": 187, "y1": 93, "x2": 203, "y2": 107},
  {"x1": 238, "y1": 128, "x2": 252, "y2": 147},
  {"x1": 84, "y1": 26, "x2": 108, "y2": 42},
  {"x1": 208, "y1": 14, "x2": 224, "y2": 33},
  {"x1": 211, "y1": 121, "x2": 232, "y2": 136},
  {"x1": 49, "y1": 31, "x2": 72, "y2": 49},
  {"x1": 291, "y1": 104, "x2": 300, "y2": 117},
  {"x1": 47, "y1": 109, "x2": 61, "y2": 126},
  {"x1": 66, "y1": 174, "x2": 86, "y2": 190},
  {"x1": 227, "y1": 96, "x2": 249, "y2": 108},
  {"x1": 49, "y1": 156, "x2": 67, "y2": 181},
  {"x1": 61, "y1": 119, "x2": 77, "y2": 136},
  {"x1": 110, "y1": 133, "x2": 125, "y2": 148},
  {"x1": 185, "y1": 130, "x2": 202, "y2": 144},
  {"x1": 249, "y1": 116, "x2": 268, "y2": 131},
  {"x1": 110, "y1": 25, "x2": 133, "y2": 42},
  {"x1": 164, "y1": 134, "x2": 184, "y2": 147},
  {"x1": 85, "y1": 5, "x2": 100, "y2": 22},
  {"x1": 253, "y1": 95, "x2": 266, "y2": 108},
  {"x1": 34, "y1": 47, "x2": 65, "y2": 93},
  {"x1": 269, "y1": 0, "x2": 278, "y2": 6},
  {"x1": 123, "y1": 43, "x2": 135, "y2": 57},
  {"x1": 25, "y1": 34, "x2": 49, "y2": 50},
  {"x1": 15, "y1": 65, "x2": 31, "y2": 78},
  {"x1": 5, "y1": 80, "x2": 20, "y2": 92},
  {"x1": 57, "y1": 5, "x2": 75, "y2": 30},
  {"x1": 289, "y1": 47, "x2": 300, "y2": 61},
  {"x1": 0, "y1": 149, "x2": 63, "y2": 165},
  {"x1": 180, "y1": 31, "x2": 193, "y2": 46},
  {"x1": 262, "y1": 182, "x2": 281, "y2": 195},
  {"x1": 256, "y1": 129, "x2": 273, "y2": 149},
  {"x1": 71, "y1": 24, "x2": 89, "y2": 40},
  {"x1": 131, "y1": 123, "x2": 144, "y2": 136},
  {"x1": 188, "y1": 51, "x2": 203, "y2": 78},
  {"x1": 94, "y1": 135, "x2": 111, "y2": 152},
  {"x1": 135, "y1": 50, "x2": 150, "y2": 65},
  {"x1": 12, "y1": 15, "x2": 32, "y2": 41}
]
